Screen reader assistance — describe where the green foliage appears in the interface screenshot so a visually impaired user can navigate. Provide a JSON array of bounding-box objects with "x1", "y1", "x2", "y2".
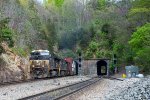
[
  {"x1": 44, "y1": 0, "x2": 64, "y2": 8},
  {"x1": 54, "y1": 0, "x2": 64, "y2": 7},
  {"x1": 42, "y1": 19, "x2": 57, "y2": 51},
  {"x1": 12, "y1": 47, "x2": 28, "y2": 57},
  {"x1": 129, "y1": 23, "x2": 150, "y2": 73},
  {"x1": 89, "y1": 41, "x2": 99, "y2": 52},
  {"x1": 98, "y1": 0, "x2": 106, "y2": 9},
  {"x1": 59, "y1": 49, "x2": 77, "y2": 59},
  {"x1": 85, "y1": 49, "x2": 93, "y2": 58},
  {"x1": 76, "y1": 48, "x2": 82, "y2": 55},
  {"x1": 28, "y1": 1, "x2": 42, "y2": 32},
  {"x1": 47, "y1": 0, "x2": 52, "y2": 4},
  {"x1": 132, "y1": 0, "x2": 150, "y2": 9},
  {"x1": 129, "y1": 23, "x2": 150, "y2": 52},
  {"x1": 17, "y1": 0, "x2": 29, "y2": 7},
  {"x1": 1, "y1": 28, "x2": 14, "y2": 47},
  {"x1": 0, "y1": 18, "x2": 14, "y2": 54},
  {"x1": 113, "y1": 43, "x2": 124, "y2": 54},
  {"x1": 129, "y1": 0, "x2": 150, "y2": 28},
  {"x1": 84, "y1": 30, "x2": 112, "y2": 59},
  {"x1": 134, "y1": 48, "x2": 150, "y2": 74},
  {"x1": 85, "y1": 40, "x2": 101, "y2": 58},
  {"x1": 16, "y1": 0, "x2": 57, "y2": 52},
  {"x1": 89, "y1": 0, "x2": 106, "y2": 10},
  {"x1": 129, "y1": 8, "x2": 150, "y2": 15}
]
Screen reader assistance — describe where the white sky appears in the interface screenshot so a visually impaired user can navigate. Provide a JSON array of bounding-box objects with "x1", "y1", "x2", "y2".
[{"x1": 36, "y1": 0, "x2": 44, "y2": 4}]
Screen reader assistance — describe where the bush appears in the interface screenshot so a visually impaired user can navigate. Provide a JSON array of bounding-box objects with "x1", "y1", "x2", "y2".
[
  {"x1": 0, "y1": 18, "x2": 14, "y2": 55},
  {"x1": 12, "y1": 47, "x2": 27, "y2": 57}
]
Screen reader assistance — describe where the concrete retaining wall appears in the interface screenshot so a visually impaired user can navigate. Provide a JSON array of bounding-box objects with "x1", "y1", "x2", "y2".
[{"x1": 80, "y1": 59, "x2": 110, "y2": 76}]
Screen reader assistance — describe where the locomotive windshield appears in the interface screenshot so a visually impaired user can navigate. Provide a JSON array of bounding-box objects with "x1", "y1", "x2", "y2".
[
  {"x1": 30, "y1": 52, "x2": 40, "y2": 56},
  {"x1": 30, "y1": 50, "x2": 51, "y2": 60}
]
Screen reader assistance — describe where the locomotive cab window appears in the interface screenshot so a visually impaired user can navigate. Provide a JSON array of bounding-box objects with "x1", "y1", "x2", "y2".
[{"x1": 30, "y1": 50, "x2": 51, "y2": 60}]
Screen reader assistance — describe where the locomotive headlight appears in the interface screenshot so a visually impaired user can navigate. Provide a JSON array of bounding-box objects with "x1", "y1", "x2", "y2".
[
  {"x1": 36, "y1": 61, "x2": 41, "y2": 65},
  {"x1": 32, "y1": 65, "x2": 35, "y2": 68}
]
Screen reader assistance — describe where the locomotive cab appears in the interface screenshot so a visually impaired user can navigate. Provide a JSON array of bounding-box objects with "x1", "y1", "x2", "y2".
[{"x1": 30, "y1": 50, "x2": 51, "y2": 78}]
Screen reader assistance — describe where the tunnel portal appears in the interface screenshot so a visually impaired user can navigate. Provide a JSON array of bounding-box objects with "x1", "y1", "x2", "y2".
[{"x1": 97, "y1": 60, "x2": 107, "y2": 76}]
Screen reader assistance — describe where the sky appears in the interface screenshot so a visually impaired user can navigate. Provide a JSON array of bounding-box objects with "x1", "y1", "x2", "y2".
[{"x1": 36, "y1": 0, "x2": 44, "y2": 4}]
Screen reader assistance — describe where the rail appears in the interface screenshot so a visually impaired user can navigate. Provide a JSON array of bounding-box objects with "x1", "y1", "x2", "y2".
[{"x1": 19, "y1": 77, "x2": 100, "y2": 100}]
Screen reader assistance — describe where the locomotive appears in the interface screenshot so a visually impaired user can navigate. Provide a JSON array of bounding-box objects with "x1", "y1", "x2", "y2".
[{"x1": 29, "y1": 50, "x2": 78, "y2": 78}]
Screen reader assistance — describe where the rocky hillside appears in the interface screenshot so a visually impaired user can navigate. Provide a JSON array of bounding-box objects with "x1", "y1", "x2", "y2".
[
  {"x1": 0, "y1": 0, "x2": 56, "y2": 82},
  {"x1": 0, "y1": 42, "x2": 29, "y2": 82}
]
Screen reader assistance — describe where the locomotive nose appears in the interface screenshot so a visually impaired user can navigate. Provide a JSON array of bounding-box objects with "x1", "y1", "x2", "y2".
[
  {"x1": 36, "y1": 60, "x2": 42, "y2": 65},
  {"x1": 31, "y1": 60, "x2": 42, "y2": 66}
]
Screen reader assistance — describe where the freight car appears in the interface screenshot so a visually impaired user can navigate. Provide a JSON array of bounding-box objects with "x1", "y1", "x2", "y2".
[
  {"x1": 64, "y1": 57, "x2": 76, "y2": 75},
  {"x1": 29, "y1": 50, "x2": 77, "y2": 79}
]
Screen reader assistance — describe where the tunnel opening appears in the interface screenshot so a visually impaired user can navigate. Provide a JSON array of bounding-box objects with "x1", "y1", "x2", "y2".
[{"x1": 97, "y1": 60, "x2": 107, "y2": 76}]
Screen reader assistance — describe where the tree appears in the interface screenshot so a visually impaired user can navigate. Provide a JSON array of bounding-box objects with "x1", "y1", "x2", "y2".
[
  {"x1": 129, "y1": 0, "x2": 150, "y2": 28},
  {"x1": 129, "y1": 23, "x2": 150, "y2": 74}
]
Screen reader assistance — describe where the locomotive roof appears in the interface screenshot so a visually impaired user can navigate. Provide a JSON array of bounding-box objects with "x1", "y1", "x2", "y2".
[
  {"x1": 31, "y1": 50, "x2": 49, "y2": 53},
  {"x1": 31, "y1": 50, "x2": 50, "y2": 56},
  {"x1": 31, "y1": 50, "x2": 63, "y2": 60}
]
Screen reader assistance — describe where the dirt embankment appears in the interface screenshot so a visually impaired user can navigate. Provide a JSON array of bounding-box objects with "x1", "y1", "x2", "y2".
[{"x1": 0, "y1": 43, "x2": 29, "y2": 82}]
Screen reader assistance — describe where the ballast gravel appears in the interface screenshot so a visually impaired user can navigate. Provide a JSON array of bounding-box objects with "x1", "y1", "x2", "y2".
[
  {"x1": 105, "y1": 77, "x2": 150, "y2": 100},
  {"x1": 77, "y1": 76, "x2": 150, "y2": 100},
  {"x1": 0, "y1": 76, "x2": 90, "y2": 100}
]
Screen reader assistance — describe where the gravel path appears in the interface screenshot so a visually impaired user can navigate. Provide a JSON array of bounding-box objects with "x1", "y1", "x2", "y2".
[
  {"x1": 76, "y1": 77, "x2": 148, "y2": 100},
  {"x1": 0, "y1": 76, "x2": 91, "y2": 100}
]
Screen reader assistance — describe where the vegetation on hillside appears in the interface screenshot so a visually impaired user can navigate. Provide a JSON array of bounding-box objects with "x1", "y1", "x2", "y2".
[
  {"x1": 0, "y1": 0, "x2": 150, "y2": 74},
  {"x1": 129, "y1": 23, "x2": 150, "y2": 73},
  {"x1": 0, "y1": 18, "x2": 14, "y2": 54}
]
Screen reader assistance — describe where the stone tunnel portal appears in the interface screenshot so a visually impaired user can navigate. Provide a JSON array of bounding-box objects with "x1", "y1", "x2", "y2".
[{"x1": 97, "y1": 60, "x2": 107, "y2": 76}]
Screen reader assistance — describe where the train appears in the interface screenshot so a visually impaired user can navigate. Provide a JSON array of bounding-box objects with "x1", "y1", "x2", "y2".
[{"x1": 29, "y1": 50, "x2": 78, "y2": 79}]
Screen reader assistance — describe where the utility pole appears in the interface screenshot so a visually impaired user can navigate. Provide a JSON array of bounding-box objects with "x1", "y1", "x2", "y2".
[
  {"x1": 113, "y1": 54, "x2": 117, "y2": 74},
  {"x1": 78, "y1": 52, "x2": 82, "y2": 76}
]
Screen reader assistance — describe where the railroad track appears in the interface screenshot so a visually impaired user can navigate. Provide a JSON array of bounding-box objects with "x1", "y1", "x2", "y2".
[
  {"x1": 55, "y1": 76, "x2": 124, "y2": 100},
  {"x1": 19, "y1": 77, "x2": 100, "y2": 100},
  {"x1": 0, "y1": 75, "x2": 123, "y2": 100}
]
